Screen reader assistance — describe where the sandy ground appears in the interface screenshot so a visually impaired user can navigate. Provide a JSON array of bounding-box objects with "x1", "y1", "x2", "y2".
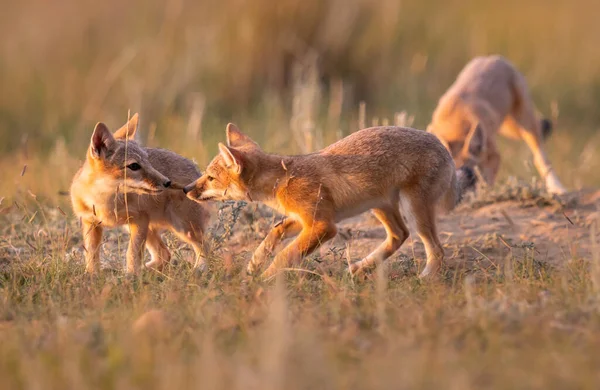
[
  {"x1": 216, "y1": 187, "x2": 600, "y2": 278},
  {"x1": 19, "y1": 186, "x2": 595, "y2": 278}
]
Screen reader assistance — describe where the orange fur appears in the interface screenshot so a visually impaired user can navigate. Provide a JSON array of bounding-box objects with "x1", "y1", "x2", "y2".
[
  {"x1": 427, "y1": 55, "x2": 566, "y2": 194},
  {"x1": 70, "y1": 114, "x2": 210, "y2": 274},
  {"x1": 184, "y1": 123, "x2": 474, "y2": 280}
]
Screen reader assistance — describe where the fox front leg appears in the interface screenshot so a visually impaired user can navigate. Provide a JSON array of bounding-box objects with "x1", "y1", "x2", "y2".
[
  {"x1": 82, "y1": 219, "x2": 103, "y2": 274},
  {"x1": 248, "y1": 218, "x2": 302, "y2": 275},
  {"x1": 125, "y1": 216, "x2": 150, "y2": 274},
  {"x1": 260, "y1": 220, "x2": 337, "y2": 280}
]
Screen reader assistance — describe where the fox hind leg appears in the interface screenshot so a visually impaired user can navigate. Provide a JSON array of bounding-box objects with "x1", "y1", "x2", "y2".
[
  {"x1": 349, "y1": 205, "x2": 409, "y2": 276},
  {"x1": 145, "y1": 229, "x2": 171, "y2": 271},
  {"x1": 172, "y1": 222, "x2": 207, "y2": 271},
  {"x1": 519, "y1": 129, "x2": 566, "y2": 194},
  {"x1": 508, "y1": 93, "x2": 566, "y2": 194},
  {"x1": 404, "y1": 193, "x2": 444, "y2": 279}
]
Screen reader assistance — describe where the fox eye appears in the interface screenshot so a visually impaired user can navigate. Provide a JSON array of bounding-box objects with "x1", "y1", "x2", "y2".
[
  {"x1": 207, "y1": 176, "x2": 215, "y2": 182},
  {"x1": 127, "y1": 163, "x2": 141, "y2": 171}
]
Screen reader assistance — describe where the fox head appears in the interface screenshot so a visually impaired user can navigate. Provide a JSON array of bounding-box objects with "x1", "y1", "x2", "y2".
[
  {"x1": 86, "y1": 114, "x2": 172, "y2": 194},
  {"x1": 428, "y1": 122, "x2": 486, "y2": 171},
  {"x1": 184, "y1": 123, "x2": 260, "y2": 202}
]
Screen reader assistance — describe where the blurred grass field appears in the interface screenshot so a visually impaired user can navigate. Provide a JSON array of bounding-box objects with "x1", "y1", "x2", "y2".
[
  {"x1": 3, "y1": 0, "x2": 600, "y2": 389},
  {"x1": 1, "y1": 0, "x2": 600, "y2": 202}
]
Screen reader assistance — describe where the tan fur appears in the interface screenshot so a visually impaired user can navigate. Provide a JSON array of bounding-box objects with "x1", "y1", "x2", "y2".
[
  {"x1": 184, "y1": 123, "x2": 473, "y2": 279},
  {"x1": 70, "y1": 114, "x2": 209, "y2": 274},
  {"x1": 427, "y1": 55, "x2": 566, "y2": 194}
]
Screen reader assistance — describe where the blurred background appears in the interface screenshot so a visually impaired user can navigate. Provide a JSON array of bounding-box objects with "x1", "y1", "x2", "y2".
[{"x1": 1, "y1": 0, "x2": 599, "y2": 202}]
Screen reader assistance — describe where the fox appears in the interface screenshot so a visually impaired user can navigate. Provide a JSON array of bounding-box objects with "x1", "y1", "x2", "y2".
[
  {"x1": 70, "y1": 114, "x2": 210, "y2": 274},
  {"x1": 183, "y1": 123, "x2": 475, "y2": 280},
  {"x1": 426, "y1": 55, "x2": 566, "y2": 194}
]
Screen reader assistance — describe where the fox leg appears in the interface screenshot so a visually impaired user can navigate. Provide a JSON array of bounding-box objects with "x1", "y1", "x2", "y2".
[
  {"x1": 406, "y1": 195, "x2": 444, "y2": 279},
  {"x1": 519, "y1": 130, "x2": 566, "y2": 194},
  {"x1": 482, "y1": 143, "x2": 501, "y2": 185},
  {"x1": 260, "y1": 220, "x2": 337, "y2": 280},
  {"x1": 349, "y1": 205, "x2": 409, "y2": 275},
  {"x1": 145, "y1": 229, "x2": 171, "y2": 270},
  {"x1": 508, "y1": 103, "x2": 566, "y2": 194},
  {"x1": 172, "y1": 223, "x2": 207, "y2": 271},
  {"x1": 82, "y1": 219, "x2": 103, "y2": 274},
  {"x1": 126, "y1": 217, "x2": 149, "y2": 274},
  {"x1": 248, "y1": 218, "x2": 302, "y2": 275}
]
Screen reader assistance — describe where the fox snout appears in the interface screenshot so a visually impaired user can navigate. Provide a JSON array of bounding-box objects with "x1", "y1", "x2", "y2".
[
  {"x1": 183, "y1": 178, "x2": 210, "y2": 202},
  {"x1": 145, "y1": 167, "x2": 172, "y2": 191},
  {"x1": 183, "y1": 179, "x2": 202, "y2": 198}
]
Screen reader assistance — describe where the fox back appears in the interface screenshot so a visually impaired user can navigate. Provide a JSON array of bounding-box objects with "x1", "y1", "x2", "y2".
[{"x1": 186, "y1": 126, "x2": 466, "y2": 217}]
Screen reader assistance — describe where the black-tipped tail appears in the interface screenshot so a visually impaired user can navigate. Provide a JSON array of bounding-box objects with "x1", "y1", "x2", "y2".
[
  {"x1": 441, "y1": 165, "x2": 477, "y2": 212},
  {"x1": 541, "y1": 118, "x2": 553, "y2": 140},
  {"x1": 456, "y1": 166, "x2": 477, "y2": 204}
]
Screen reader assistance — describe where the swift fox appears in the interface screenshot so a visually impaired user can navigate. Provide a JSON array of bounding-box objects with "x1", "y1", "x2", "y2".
[
  {"x1": 183, "y1": 123, "x2": 474, "y2": 279},
  {"x1": 427, "y1": 55, "x2": 566, "y2": 194},
  {"x1": 70, "y1": 114, "x2": 209, "y2": 274}
]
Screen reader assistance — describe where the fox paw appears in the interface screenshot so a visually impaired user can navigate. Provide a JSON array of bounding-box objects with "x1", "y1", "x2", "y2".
[
  {"x1": 418, "y1": 261, "x2": 441, "y2": 280},
  {"x1": 348, "y1": 262, "x2": 361, "y2": 276},
  {"x1": 144, "y1": 259, "x2": 165, "y2": 271},
  {"x1": 246, "y1": 262, "x2": 259, "y2": 276},
  {"x1": 546, "y1": 173, "x2": 567, "y2": 195}
]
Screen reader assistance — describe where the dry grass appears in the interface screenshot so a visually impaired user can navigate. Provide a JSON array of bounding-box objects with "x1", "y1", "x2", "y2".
[{"x1": 2, "y1": 197, "x2": 600, "y2": 389}]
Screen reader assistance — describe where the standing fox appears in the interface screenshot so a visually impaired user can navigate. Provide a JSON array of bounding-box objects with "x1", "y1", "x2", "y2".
[
  {"x1": 70, "y1": 114, "x2": 209, "y2": 274},
  {"x1": 427, "y1": 55, "x2": 566, "y2": 194},
  {"x1": 183, "y1": 123, "x2": 474, "y2": 279}
]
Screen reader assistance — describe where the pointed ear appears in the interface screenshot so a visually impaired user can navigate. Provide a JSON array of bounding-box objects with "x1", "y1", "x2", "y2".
[
  {"x1": 90, "y1": 123, "x2": 115, "y2": 159},
  {"x1": 218, "y1": 143, "x2": 243, "y2": 174},
  {"x1": 226, "y1": 123, "x2": 258, "y2": 148},
  {"x1": 113, "y1": 113, "x2": 139, "y2": 140},
  {"x1": 463, "y1": 123, "x2": 486, "y2": 158}
]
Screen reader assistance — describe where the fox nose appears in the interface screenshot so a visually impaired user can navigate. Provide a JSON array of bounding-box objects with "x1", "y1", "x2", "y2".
[
  {"x1": 163, "y1": 180, "x2": 171, "y2": 188},
  {"x1": 183, "y1": 185, "x2": 192, "y2": 194}
]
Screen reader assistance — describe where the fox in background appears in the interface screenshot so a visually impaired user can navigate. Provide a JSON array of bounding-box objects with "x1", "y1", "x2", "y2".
[
  {"x1": 427, "y1": 55, "x2": 566, "y2": 194},
  {"x1": 183, "y1": 123, "x2": 476, "y2": 280},
  {"x1": 70, "y1": 114, "x2": 210, "y2": 274}
]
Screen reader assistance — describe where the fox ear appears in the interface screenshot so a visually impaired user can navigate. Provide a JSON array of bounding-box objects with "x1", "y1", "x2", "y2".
[
  {"x1": 464, "y1": 123, "x2": 486, "y2": 158},
  {"x1": 90, "y1": 123, "x2": 115, "y2": 159},
  {"x1": 113, "y1": 113, "x2": 139, "y2": 140},
  {"x1": 226, "y1": 123, "x2": 258, "y2": 148},
  {"x1": 218, "y1": 143, "x2": 243, "y2": 174}
]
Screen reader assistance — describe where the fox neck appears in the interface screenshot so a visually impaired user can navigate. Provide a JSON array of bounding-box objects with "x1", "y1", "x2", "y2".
[
  {"x1": 244, "y1": 152, "x2": 292, "y2": 204},
  {"x1": 78, "y1": 160, "x2": 123, "y2": 198}
]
